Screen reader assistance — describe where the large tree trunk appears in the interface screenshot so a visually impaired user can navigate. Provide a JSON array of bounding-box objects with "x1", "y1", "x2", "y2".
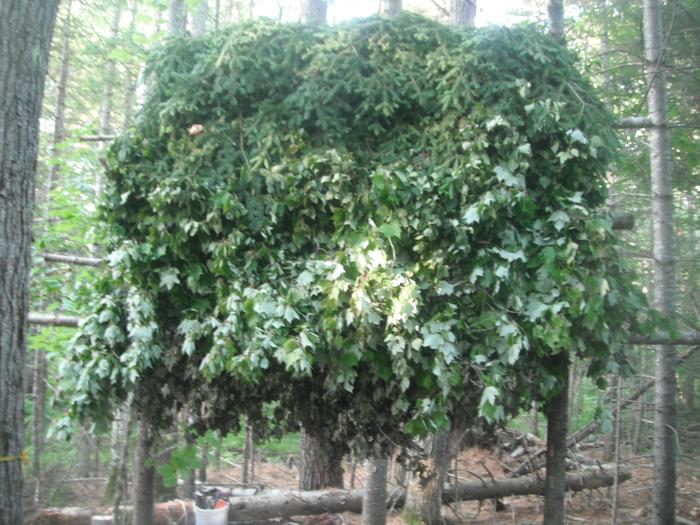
[
  {"x1": 361, "y1": 454, "x2": 388, "y2": 525},
  {"x1": 384, "y1": 0, "x2": 402, "y2": 17},
  {"x1": 0, "y1": 2, "x2": 59, "y2": 524},
  {"x1": 449, "y1": 0, "x2": 476, "y2": 27},
  {"x1": 542, "y1": 358, "x2": 569, "y2": 525},
  {"x1": 542, "y1": 5, "x2": 567, "y2": 524},
  {"x1": 299, "y1": 428, "x2": 344, "y2": 490},
  {"x1": 169, "y1": 0, "x2": 187, "y2": 36},
  {"x1": 404, "y1": 432, "x2": 451, "y2": 525},
  {"x1": 31, "y1": 468, "x2": 631, "y2": 525},
  {"x1": 133, "y1": 418, "x2": 155, "y2": 525},
  {"x1": 644, "y1": 1, "x2": 677, "y2": 524},
  {"x1": 300, "y1": 0, "x2": 326, "y2": 25},
  {"x1": 547, "y1": 0, "x2": 564, "y2": 43},
  {"x1": 192, "y1": 0, "x2": 209, "y2": 36}
]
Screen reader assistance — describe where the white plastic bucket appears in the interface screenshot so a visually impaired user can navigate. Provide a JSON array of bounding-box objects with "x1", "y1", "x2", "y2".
[{"x1": 193, "y1": 502, "x2": 230, "y2": 525}]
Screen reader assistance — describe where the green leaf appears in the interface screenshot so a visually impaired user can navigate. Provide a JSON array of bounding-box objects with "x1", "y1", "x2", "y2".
[
  {"x1": 463, "y1": 205, "x2": 480, "y2": 225},
  {"x1": 159, "y1": 268, "x2": 180, "y2": 291},
  {"x1": 379, "y1": 221, "x2": 401, "y2": 239}
]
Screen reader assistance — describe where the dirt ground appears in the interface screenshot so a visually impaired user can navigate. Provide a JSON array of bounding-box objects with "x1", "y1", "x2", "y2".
[{"x1": 48, "y1": 444, "x2": 700, "y2": 525}]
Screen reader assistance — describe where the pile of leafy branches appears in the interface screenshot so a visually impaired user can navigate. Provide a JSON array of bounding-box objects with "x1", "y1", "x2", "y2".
[{"x1": 64, "y1": 13, "x2": 647, "y2": 450}]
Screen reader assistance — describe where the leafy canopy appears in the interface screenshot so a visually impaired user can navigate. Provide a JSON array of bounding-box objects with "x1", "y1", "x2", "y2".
[{"x1": 66, "y1": 13, "x2": 646, "y2": 447}]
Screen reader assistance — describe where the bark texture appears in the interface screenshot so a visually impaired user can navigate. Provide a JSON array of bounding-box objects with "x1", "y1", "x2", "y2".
[
  {"x1": 242, "y1": 423, "x2": 256, "y2": 483},
  {"x1": 547, "y1": 0, "x2": 564, "y2": 43},
  {"x1": 384, "y1": 0, "x2": 402, "y2": 17},
  {"x1": 299, "y1": 428, "x2": 344, "y2": 490},
  {"x1": 301, "y1": 0, "x2": 326, "y2": 25},
  {"x1": 404, "y1": 432, "x2": 451, "y2": 525},
  {"x1": 643, "y1": 1, "x2": 677, "y2": 524},
  {"x1": 192, "y1": 0, "x2": 209, "y2": 36},
  {"x1": 449, "y1": 0, "x2": 476, "y2": 27},
  {"x1": 133, "y1": 418, "x2": 155, "y2": 525},
  {"x1": 94, "y1": 0, "x2": 121, "y2": 201},
  {"x1": 169, "y1": 0, "x2": 187, "y2": 35},
  {"x1": 361, "y1": 456, "x2": 388, "y2": 525},
  {"x1": 542, "y1": 364, "x2": 569, "y2": 525},
  {"x1": 0, "y1": 2, "x2": 59, "y2": 524}
]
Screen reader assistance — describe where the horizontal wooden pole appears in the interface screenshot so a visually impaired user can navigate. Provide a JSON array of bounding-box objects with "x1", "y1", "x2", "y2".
[
  {"x1": 628, "y1": 330, "x2": 700, "y2": 345},
  {"x1": 615, "y1": 117, "x2": 653, "y2": 129},
  {"x1": 41, "y1": 252, "x2": 102, "y2": 267},
  {"x1": 28, "y1": 313, "x2": 80, "y2": 327},
  {"x1": 78, "y1": 135, "x2": 117, "y2": 142}
]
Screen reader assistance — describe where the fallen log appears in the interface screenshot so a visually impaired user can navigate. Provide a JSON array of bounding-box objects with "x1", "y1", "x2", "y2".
[
  {"x1": 444, "y1": 468, "x2": 630, "y2": 502},
  {"x1": 31, "y1": 468, "x2": 628, "y2": 525}
]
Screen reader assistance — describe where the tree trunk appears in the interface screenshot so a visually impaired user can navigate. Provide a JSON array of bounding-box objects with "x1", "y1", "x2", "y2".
[
  {"x1": 602, "y1": 375, "x2": 618, "y2": 462},
  {"x1": 112, "y1": 398, "x2": 134, "y2": 525},
  {"x1": 547, "y1": 0, "x2": 564, "y2": 43},
  {"x1": 95, "y1": 0, "x2": 121, "y2": 201},
  {"x1": 632, "y1": 350, "x2": 648, "y2": 454},
  {"x1": 542, "y1": 359, "x2": 569, "y2": 525},
  {"x1": 32, "y1": 15, "x2": 70, "y2": 480},
  {"x1": 199, "y1": 442, "x2": 209, "y2": 483},
  {"x1": 384, "y1": 0, "x2": 402, "y2": 17},
  {"x1": 644, "y1": 1, "x2": 677, "y2": 523},
  {"x1": 299, "y1": 428, "x2": 344, "y2": 490},
  {"x1": 449, "y1": 0, "x2": 476, "y2": 27},
  {"x1": 529, "y1": 401, "x2": 539, "y2": 437},
  {"x1": 77, "y1": 425, "x2": 94, "y2": 477},
  {"x1": 120, "y1": 1, "x2": 138, "y2": 134},
  {"x1": 183, "y1": 419, "x2": 197, "y2": 498},
  {"x1": 48, "y1": 0, "x2": 72, "y2": 190},
  {"x1": 301, "y1": 0, "x2": 326, "y2": 25},
  {"x1": 242, "y1": 423, "x2": 252, "y2": 484},
  {"x1": 32, "y1": 348, "x2": 48, "y2": 504},
  {"x1": 361, "y1": 454, "x2": 388, "y2": 525},
  {"x1": 133, "y1": 418, "x2": 155, "y2": 525},
  {"x1": 0, "y1": 3, "x2": 59, "y2": 524},
  {"x1": 169, "y1": 0, "x2": 187, "y2": 35},
  {"x1": 404, "y1": 432, "x2": 451, "y2": 525},
  {"x1": 192, "y1": 0, "x2": 209, "y2": 36},
  {"x1": 215, "y1": 431, "x2": 223, "y2": 470},
  {"x1": 685, "y1": 357, "x2": 696, "y2": 411}
]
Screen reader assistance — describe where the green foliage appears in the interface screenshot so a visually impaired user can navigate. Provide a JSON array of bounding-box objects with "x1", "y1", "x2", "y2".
[{"x1": 66, "y1": 13, "x2": 647, "y2": 451}]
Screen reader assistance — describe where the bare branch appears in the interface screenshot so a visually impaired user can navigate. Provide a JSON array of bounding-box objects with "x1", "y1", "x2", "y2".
[
  {"x1": 615, "y1": 117, "x2": 653, "y2": 129},
  {"x1": 41, "y1": 252, "x2": 103, "y2": 266},
  {"x1": 78, "y1": 135, "x2": 117, "y2": 142},
  {"x1": 28, "y1": 313, "x2": 80, "y2": 327}
]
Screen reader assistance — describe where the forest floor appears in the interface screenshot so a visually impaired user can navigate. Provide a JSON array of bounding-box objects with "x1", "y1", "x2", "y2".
[{"x1": 45, "y1": 441, "x2": 700, "y2": 525}]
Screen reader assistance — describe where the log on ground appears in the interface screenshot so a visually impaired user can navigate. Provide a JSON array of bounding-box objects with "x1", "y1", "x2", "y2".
[{"x1": 31, "y1": 468, "x2": 629, "y2": 525}]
